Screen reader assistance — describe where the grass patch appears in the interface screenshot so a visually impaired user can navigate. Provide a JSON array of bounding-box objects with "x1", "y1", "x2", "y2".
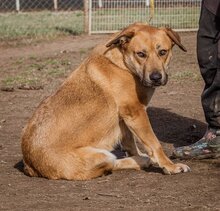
[
  {"x1": 2, "y1": 75, "x2": 40, "y2": 86},
  {"x1": 0, "y1": 11, "x2": 84, "y2": 41},
  {"x1": 1, "y1": 56, "x2": 72, "y2": 88},
  {"x1": 171, "y1": 70, "x2": 202, "y2": 81}
]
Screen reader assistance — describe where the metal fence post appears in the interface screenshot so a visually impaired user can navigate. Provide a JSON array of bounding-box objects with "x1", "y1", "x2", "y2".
[
  {"x1": 84, "y1": 0, "x2": 89, "y2": 34},
  {"x1": 98, "y1": 0, "x2": 103, "y2": 8},
  {"x1": 53, "y1": 0, "x2": 58, "y2": 11},
  {"x1": 146, "y1": 0, "x2": 150, "y2": 7},
  {"x1": 15, "y1": 0, "x2": 20, "y2": 12}
]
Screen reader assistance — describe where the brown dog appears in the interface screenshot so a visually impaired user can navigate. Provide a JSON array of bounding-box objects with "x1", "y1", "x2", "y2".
[{"x1": 21, "y1": 23, "x2": 190, "y2": 180}]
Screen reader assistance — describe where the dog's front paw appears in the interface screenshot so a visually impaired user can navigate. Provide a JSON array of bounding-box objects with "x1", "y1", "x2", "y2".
[{"x1": 162, "y1": 163, "x2": 191, "y2": 175}]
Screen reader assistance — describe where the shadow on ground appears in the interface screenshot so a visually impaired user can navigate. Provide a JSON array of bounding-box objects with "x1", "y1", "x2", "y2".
[{"x1": 148, "y1": 107, "x2": 206, "y2": 147}]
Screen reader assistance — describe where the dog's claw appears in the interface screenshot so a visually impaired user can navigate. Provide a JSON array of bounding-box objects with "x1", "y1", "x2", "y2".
[{"x1": 163, "y1": 163, "x2": 191, "y2": 175}]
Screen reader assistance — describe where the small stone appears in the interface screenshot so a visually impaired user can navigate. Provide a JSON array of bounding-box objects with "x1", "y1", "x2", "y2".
[
  {"x1": 168, "y1": 91, "x2": 178, "y2": 95},
  {"x1": 60, "y1": 50, "x2": 68, "y2": 54},
  {"x1": 0, "y1": 119, "x2": 6, "y2": 123}
]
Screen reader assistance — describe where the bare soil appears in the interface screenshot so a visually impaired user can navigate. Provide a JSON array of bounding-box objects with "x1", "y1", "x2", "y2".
[{"x1": 0, "y1": 33, "x2": 219, "y2": 211}]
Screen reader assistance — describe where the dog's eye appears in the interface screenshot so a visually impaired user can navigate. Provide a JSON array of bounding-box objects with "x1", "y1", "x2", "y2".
[
  {"x1": 159, "y1": 49, "x2": 167, "y2": 56},
  {"x1": 136, "y1": 51, "x2": 146, "y2": 58}
]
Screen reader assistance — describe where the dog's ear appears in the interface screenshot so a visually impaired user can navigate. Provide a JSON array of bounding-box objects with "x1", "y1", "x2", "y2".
[
  {"x1": 105, "y1": 22, "x2": 148, "y2": 48},
  {"x1": 162, "y1": 27, "x2": 187, "y2": 52},
  {"x1": 105, "y1": 30, "x2": 135, "y2": 48}
]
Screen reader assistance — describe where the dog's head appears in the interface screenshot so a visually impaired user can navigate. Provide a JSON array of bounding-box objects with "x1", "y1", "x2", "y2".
[{"x1": 106, "y1": 23, "x2": 186, "y2": 87}]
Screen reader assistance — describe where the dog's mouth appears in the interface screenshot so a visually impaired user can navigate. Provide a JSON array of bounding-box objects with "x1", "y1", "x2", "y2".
[
  {"x1": 152, "y1": 82, "x2": 163, "y2": 87},
  {"x1": 142, "y1": 79, "x2": 165, "y2": 88}
]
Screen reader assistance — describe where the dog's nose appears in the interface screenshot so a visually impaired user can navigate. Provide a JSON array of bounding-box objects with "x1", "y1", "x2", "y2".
[{"x1": 149, "y1": 71, "x2": 162, "y2": 82}]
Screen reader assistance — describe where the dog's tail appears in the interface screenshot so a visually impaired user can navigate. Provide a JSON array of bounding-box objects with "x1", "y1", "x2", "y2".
[{"x1": 23, "y1": 160, "x2": 40, "y2": 177}]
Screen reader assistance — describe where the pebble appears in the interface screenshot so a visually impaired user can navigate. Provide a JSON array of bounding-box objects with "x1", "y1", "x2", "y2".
[{"x1": 0, "y1": 119, "x2": 6, "y2": 123}]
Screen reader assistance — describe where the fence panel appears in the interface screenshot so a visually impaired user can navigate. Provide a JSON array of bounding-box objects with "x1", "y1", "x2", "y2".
[
  {"x1": 89, "y1": 0, "x2": 201, "y2": 34},
  {"x1": 0, "y1": 0, "x2": 83, "y2": 12},
  {"x1": 0, "y1": 0, "x2": 201, "y2": 41}
]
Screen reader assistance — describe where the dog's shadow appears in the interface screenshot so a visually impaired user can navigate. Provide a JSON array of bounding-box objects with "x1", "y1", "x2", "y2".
[
  {"x1": 14, "y1": 160, "x2": 24, "y2": 173},
  {"x1": 147, "y1": 106, "x2": 206, "y2": 147},
  {"x1": 14, "y1": 107, "x2": 206, "y2": 173}
]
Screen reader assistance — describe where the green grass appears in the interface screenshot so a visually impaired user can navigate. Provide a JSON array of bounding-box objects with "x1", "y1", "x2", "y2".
[
  {"x1": 171, "y1": 70, "x2": 202, "y2": 81},
  {"x1": 2, "y1": 75, "x2": 40, "y2": 86},
  {"x1": 0, "y1": 11, "x2": 84, "y2": 41},
  {"x1": 1, "y1": 56, "x2": 72, "y2": 87},
  {"x1": 0, "y1": 7, "x2": 200, "y2": 41}
]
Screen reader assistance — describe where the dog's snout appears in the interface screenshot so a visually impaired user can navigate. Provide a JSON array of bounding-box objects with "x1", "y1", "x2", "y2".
[{"x1": 149, "y1": 71, "x2": 162, "y2": 82}]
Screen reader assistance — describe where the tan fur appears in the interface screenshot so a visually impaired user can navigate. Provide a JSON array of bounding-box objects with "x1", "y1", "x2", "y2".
[{"x1": 21, "y1": 23, "x2": 190, "y2": 180}]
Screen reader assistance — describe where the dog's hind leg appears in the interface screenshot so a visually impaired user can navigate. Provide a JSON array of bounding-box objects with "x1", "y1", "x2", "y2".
[
  {"x1": 113, "y1": 156, "x2": 151, "y2": 171},
  {"x1": 60, "y1": 147, "x2": 117, "y2": 180},
  {"x1": 62, "y1": 147, "x2": 150, "y2": 180}
]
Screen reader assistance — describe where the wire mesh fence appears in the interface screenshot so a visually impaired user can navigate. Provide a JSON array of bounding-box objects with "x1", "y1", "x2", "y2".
[
  {"x1": 0, "y1": 0, "x2": 83, "y2": 12},
  {"x1": 89, "y1": 0, "x2": 202, "y2": 33},
  {"x1": 0, "y1": 0, "x2": 201, "y2": 41},
  {"x1": 0, "y1": 0, "x2": 84, "y2": 41}
]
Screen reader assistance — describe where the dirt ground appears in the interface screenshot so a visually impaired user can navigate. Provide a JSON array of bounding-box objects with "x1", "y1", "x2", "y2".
[{"x1": 0, "y1": 32, "x2": 220, "y2": 211}]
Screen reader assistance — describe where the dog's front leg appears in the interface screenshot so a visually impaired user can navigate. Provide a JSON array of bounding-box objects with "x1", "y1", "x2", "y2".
[{"x1": 119, "y1": 104, "x2": 190, "y2": 174}]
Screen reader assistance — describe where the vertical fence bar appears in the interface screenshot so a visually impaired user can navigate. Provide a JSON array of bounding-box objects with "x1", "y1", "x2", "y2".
[
  {"x1": 15, "y1": 0, "x2": 20, "y2": 12},
  {"x1": 98, "y1": 0, "x2": 103, "y2": 8},
  {"x1": 54, "y1": 0, "x2": 58, "y2": 11},
  {"x1": 84, "y1": 0, "x2": 89, "y2": 34},
  {"x1": 89, "y1": 0, "x2": 92, "y2": 34},
  {"x1": 146, "y1": 0, "x2": 149, "y2": 7}
]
